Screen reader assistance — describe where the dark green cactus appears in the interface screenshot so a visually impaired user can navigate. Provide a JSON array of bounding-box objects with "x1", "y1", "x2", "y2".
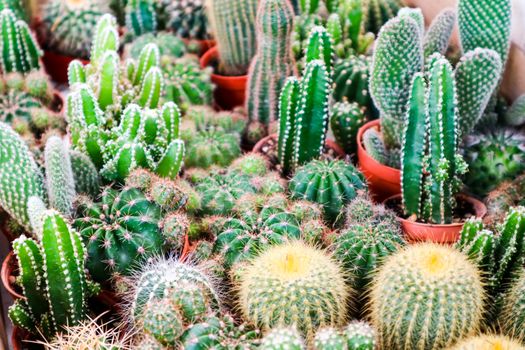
[
  {"x1": 184, "y1": 129, "x2": 241, "y2": 169},
  {"x1": 74, "y1": 186, "x2": 165, "y2": 281},
  {"x1": 69, "y1": 150, "x2": 100, "y2": 198},
  {"x1": 9, "y1": 211, "x2": 94, "y2": 337},
  {"x1": 166, "y1": 0, "x2": 210, "y2": 40},
  {"x1": 501, "y1": 270, "x2": 525, "y2": 341},
  {"x1": 289, "y1": 159, "x2": 367, "y2": 223},
  {"x1": 330, "y1": 101, "x2": 366, "y2": 156},
  {"x1": 246, "y1": 0, "x2": 295, "y2": 127},
  {"x1": 362, "y1": 0, "x2": 402, "y2": 34},
  {"x1": 125, "y1": 0, "x2": 158, "y2": 37}
]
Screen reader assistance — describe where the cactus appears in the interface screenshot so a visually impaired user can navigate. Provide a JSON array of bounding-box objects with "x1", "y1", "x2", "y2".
[
  {"x1": 205, "y1": 0, "x2": 258, "y2": 76},
  {"x1": 447, "y1": 335, "x2": 525, "y2": 350},
  {"x1": 0, "y1": 9, "x2": 42, "y2": 74},
  {"x1": 125, "y1": 0, "x2": 158, "y2": 37},
  {"x1": 165, "y1": 0, "x2": 210, "y2": 40},
  {"x1": 74, "y1": 186, "x2": 165, "y2": 281},
  {"x1": 277, "y1": 60, "x2": 330, "y2": 175},
  {"x1": 401, "y1": 59, "x2": 469, "y2": 224},
  {"x1": 142, "y1": 298, "x2": 184, "y2": 346},
  {"x1": 361, "y1": 127, "x2": 389, "y2": 166},
  {"x1": 214, "y1": 201, "x2": 301, "y2": 268},
  {"x1": 0, "y1": 0, "x2": 28, "y2": 21},
  {"x1": 500, "y1": 270, "x2": 525, "y2": 342},
  {"x1": 195, "y1": 170, "x2": 256, "y2": 215},
  {"x1": 148, "y1": 177, "x2": 187, "y2": 211},
  {"x1": 42, "y1": 0, "x2": 106, "y2": 58},
  {"x1": 314, "y1": 327, "x2": 345, "y2": 350},
  {"x1": 291, "y1": 14, "x2": 322, "y2": 71},
  {"x1": 9, "y1": 211, "x2": 93, "y2": 337},
  {"x1": 303, "y1": 26, "x2": 333, "y2": 74},
  {"x1": 370, "y1": 244, "x2": 484, "y2": 350},
  {"x1": 484, "y1": 175, "x2": 525, "y2": 226},
  {"x1": 344, "y1": 321, "x2": 376, "y2": 350},
  {"x1": 184, "y1": 129, "x2": 240, "y2": 169},
  {"x1": 361, "y1": 0, "x2": 402, "y2": 34},
  {"x1": 344, "y1": 192, "x2": 397, "y2": 226},
  {"x1": 260, "y1": 327, "x2": 305, "y2": 350},
  {"x1": 246, "y1": 0, "x2": 295, "y2": 126},
  {"x1": 126, "y1": 32, "x2": 186, "y2": 59},
  {"x1": 464, "y1": 127, "x2": 525, "y2": 197},
  {"x1": 162, "y1": 212, "x2": 190, "y2": 251},
  {"x1": 332, "y1": 221, "x2": 405, "y2": 293},
  {"x1": 238, "y1": 241, "x2": 349, "y2": 340},
  {"x1": 298, "y1": 0, "x2": 320, "y2": 14},
  {"x1": 183, "y1": 105, "x2": 247, "y2": 137},
  {"x1": 180, "y1": 314, "x2": 261, "y2": 349},
  {"x1": 423, "y1": 9, "x2": 456, "y2": 59},
  {"x1": 504, "y1": 94, "x2": 525, "y2": 126},
  {"x1": 69, "y1": 150, "x2": 100, "y2": 198},
  {"x1": 289, "y1": 159, "x2": 367, "y2": 224},
  {"x1": 230, "y1": 153, "x2": 269, "y2": 177},
  {"x1": 330, "y1": 101, "x2": 366, "y2": 156},
  {"x1": 0, "y1": 122, "x2": 45, "y2": 231}
]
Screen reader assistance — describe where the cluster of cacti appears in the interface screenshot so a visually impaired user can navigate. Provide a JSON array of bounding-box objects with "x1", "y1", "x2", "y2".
[
  {"x1": 371, "y1": 243, "x2": 484, "y2": 349},
  {"x1": 164, "y1": 0, "x2": 210, "y2": 40},
  {"x1": 289, "y1": 159, "x2": 367, "y2": 223},
  {"x1": 205, "y1": 0, "x2": 258, "y2": 76},
  {"x1": 184, "y1": 129, "x2": 240, "y2": 169},
  {"x1": 246, "y1": 0, "x2": 295, "y2": 127},
  {"x1": 182, "y1": 105, "x2": 247, "y2": 137},
  {"x1": 362, "y1": 0, "x2": 403, "y2": 34},
  {"x1": 0, "y1": 9, "x2": 41, "y2": 74},
  {"x1": 8, "y1": 211, "x2": 97, "y2": 338},
  {"x1": 42, "y1": 0, "x2": 106, "y2": 58}
]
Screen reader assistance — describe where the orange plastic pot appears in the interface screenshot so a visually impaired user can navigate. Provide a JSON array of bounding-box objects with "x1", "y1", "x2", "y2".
[
  {"x1": 384, "y1": 194, "x2": 487, "y2": 244},
  {"x1": 200, "y1": 46, "x2": 247, "y2": 110},
  {"x1": 41, "y1": 50, "x2": 89, "y2": 85},
  {"x1": 357, "y1": 120, "x2": 401, "y2": 202}
]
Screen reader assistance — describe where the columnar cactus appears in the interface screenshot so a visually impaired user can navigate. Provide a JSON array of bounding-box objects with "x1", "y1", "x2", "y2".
[
  {"x1": 370, "y1": 244, "x2": 484, "y2": 349},
  {"x1": 0, "y1": 9, "x2": 42, "y2": 74},
  {"x1": 289, "y1": 159, "x2": 367, "y2": 223},
  {"x1": 401, "y1": 60, "x2": 468, "y2": 224},
  {"x1": 238, "y1": 241, "x2": 349, "y2": 340},
  {"x1": 125, "y1": 0, "x2": 158, "y2": 37},
  {"x1": 361, "y1": 0, "x2": 402, "y2": 34},
  {"x1": 260, "y1": 327, "x2": 305, "y2": 350},
  {"x1": 447, "y1": 335, "x2": 525, "y2": 350},
  {"x1": 69, "y1": 150, "x2": 100, "y2": 198},
  {"x1": 205, "y1": 0, "x2": 258, "y2": 76},
  {"x1": 8, "y1": 211, "x2": 94, "y2": 337},
  {"x1": 246, "y1": 0, "x2": 295, "y2": 127},
  {"x1": 277, "y1": 60, "x2": 330, "y2": 175},
  {"x1": 330, "y1": 101, "x2": 366, "y2": 156},
  {"x1": 166, "y1": 0, "x2": 210, "y2": 40},
  {"x1": 74, "y1": 186, "x2": 165, "y2": 281}
]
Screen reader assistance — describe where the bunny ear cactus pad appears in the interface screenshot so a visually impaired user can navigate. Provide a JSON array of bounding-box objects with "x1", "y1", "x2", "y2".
[
  {"x1": 0, "y1": 122, "x2": 45, "y2": 230},
  {"x1": 74, "y1": 186, "x2": 164, "y2": 281},
  {"x1": 371, "y1": 244, "x2": 484, "y2": 350},
  {"x1": 289, "y1": 159, "x2": 367, "y2": 224}
]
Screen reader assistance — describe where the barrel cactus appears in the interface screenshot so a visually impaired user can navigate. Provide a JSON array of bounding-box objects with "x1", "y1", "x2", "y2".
[
  {"x1": 289, "y1": 159, "x2": 367, "y2": 223},
  {"x1": 238, "y1": 241, "x2": 349, "y2": 340},
  {"x1": 314, "y1": 328, "x2": 345, "y2": 350},
  {"x1": 260, "y1": 327, "x2": 305, "y2": 350},
  {"x1": 344, "y1": 321, "x2": 376, "y2": 350},
  {"x1": 74, "y1": 186, "x2": 165, "y2": 281},
  {"x1": 142, "y1": 298, "x2": 185, "y2": 346},
  {"x1": 447, "y1": 335, "x2": 524, "y2": 350},
  {"x1": 165, "y1": 0, "x2": 210, "y2": 40},
  {"x1": 184, "y1": 129, "x2": 241, "y2": 169},
  {"x1": 370, "y1": 244, "x2": 484, "y2": 349},
  {"x1": 330, "y1": 101, "x2": 366, "y2": 156}
]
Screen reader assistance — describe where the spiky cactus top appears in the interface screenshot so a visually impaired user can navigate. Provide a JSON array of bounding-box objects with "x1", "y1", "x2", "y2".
[
  {"x1": 371, "y1": 244, "x2": 484, "y2": 350},
  {"x1": 205, "y1": 0, "x2": 258, "y2": 76},
  {"x1": 447, "y1": 335, "x2": 525, "y2": 350},
  {"x1": 9, "y1": 211, "x2": 95, "y2": 338},
  {"x1": 0, "y1": 9, "x2": 42, "y2": 74},
  {"x1": 238, "y1": 241, "x2": 349, "y2": 340}
]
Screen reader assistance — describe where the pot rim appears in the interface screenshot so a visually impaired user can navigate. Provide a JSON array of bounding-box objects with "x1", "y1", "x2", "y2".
[
  {"x1": 1, "y1": 251, "x2": 24, "y2": 299},
  {"x1": 200, "y1": 46, "x2": 248, "y2": 83},
  {"x1": 356, "y1": 119, "x2": 400, "y2": 175}
]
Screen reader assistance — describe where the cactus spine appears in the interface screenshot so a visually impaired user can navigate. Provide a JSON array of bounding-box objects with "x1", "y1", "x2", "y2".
[
  {"x1": 205, "y1": 0, "x2": 258, "y2": 76},
  {"x1": 0, "y1": 9, "x2": 42, "y2": 74},
  {"x1": 125, "y1": 0, "x2": 158, "y2": 37},
  {"x1": 330, "y1": 101, "x2": 366, "y2": 156},
  {"x1": 447, "y1": 335, "x2": 525, "y2": 350},
  {"x1": 501, "y1": 270, "x2": 525, "y2": 341},
  {"x1": 246, "y1": 0, "x2": 295, "y2": 126}
]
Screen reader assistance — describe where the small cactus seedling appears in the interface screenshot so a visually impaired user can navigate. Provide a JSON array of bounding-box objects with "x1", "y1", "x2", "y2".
[
  {"x1": 260, "y1": 327, "x2": 306, "y2": 350},
  {"x1": 238, "y1": 241, "x2": 349, "y2": 340},
  {"x1": 370, "y1": 244, "x2": 484, "y2": 349}
]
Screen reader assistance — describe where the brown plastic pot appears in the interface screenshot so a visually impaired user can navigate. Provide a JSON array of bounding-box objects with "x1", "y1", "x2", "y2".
[
  {"x1": 357, "y1": 120, "x2": 401, "y2": 202},
  {"x1": 384, "y1": 194, "x2": 487, "y2": 244},
  {"x1": 200, "y1": 46, "x2": 247, "y2": 110},
  {"x1": 41, "y1": 50, "x2": 89, "y2": 85}
]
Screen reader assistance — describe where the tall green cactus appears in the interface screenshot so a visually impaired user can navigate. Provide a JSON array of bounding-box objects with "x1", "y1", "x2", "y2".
[
  {"x1": 0, "y1": 9, "x2": 42, "y2": 74},
  {"x1": 125, "y1": 0, "x2": 158, "y2": 37},
  {"x1": 246, "y1": 0, "x2": 295, "y2": 126},
  {"x1": 8, "y1": 211, "x2": 94, "y2": 338},
  {"x1": 206, "y1": 0, "x2": 258, "y2": 76},
  {"x1": 277, "y1": 59, "x2": 330, "y2": 175}
]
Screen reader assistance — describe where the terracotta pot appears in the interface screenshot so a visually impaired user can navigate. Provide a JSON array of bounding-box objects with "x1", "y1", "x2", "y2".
[
  {"x1": 2, "y1": 251, "x2": 22, "y2": 299},
  {"x1": 200, "y1": 46, "x2": 247, "y2": 110},
  {"x1": 357, "y1": 120, "x2": 401, "y2": 202},
  {"x1": 384, "y1": 194, "x2": 487, "y2": 244},
  {"x1": 41, "y1": 50, "x2": 89, "y2": 85},
  {"x1": 0, "y1": 210, "x2": 18, "y2": 243},
  {"x1": 182, "y1": 38, "x2": 216, "y2": 56},
  {"x1": 12, "y1": 327, "x2": 42, "y2": 350}
]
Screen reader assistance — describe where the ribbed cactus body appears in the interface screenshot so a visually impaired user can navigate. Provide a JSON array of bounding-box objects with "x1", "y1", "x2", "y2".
[
  {"x1": 206, "y1": 0, "x2": 258, "y2": 76},
  {"x1": 289, "y1": 159, "x2": 366, "y2": 223},
  {"x1": 9, "y1": 211, "x2": 90, "y2": 337},
  {"x1": 504, "y1": 94, "x2": 525, "y2": 126},
  {"x1": 69, "y1": 150, "x2": 100, "y2": 198},
  {"x1": 0, "y1": 9, "x2": 42, "y2": 74},
  {"x1": 239, "y1": 241, "x2": 349, "y2": 340},
  {"x1": 362, "y1": 0, "x2": 402, "y2": 34},
  {"x1": 0, "y1": 0, "x2": 28, "y2": 21},
  {"x1": 344, "y1": 321, "x2": 376, "y2": 350},
  {"x1": 166, "y1": 0, "x2": 210, "y2": 40},
  {"x1": 330, "y1": 101, "x2": 366, "y2": 156},
  {"x1": 314, "y1": 327, "x2": 345, "y2": 350},
  {"x1": 0, "y1": 122, "x2": 45, "y2": 230},
  {"x1": 361, "y1": 127, "x2": 389, "y2": 166},
  {"x1": 74, "y1": 187, "x2": 164, "y2": 281},
  {"x1": 0, "y1": 89, "x2": 41, "y2": 126},
  {"x1": 261, "y1": 327, "x2": 305, "y2": 350},
  {"x1": 185, "y1": 129, "x2": 240, "y2": 169},
  {"x1": 127, "y1": 32, "x2": 186, "y2": 60},
  {"x1": 501, "y1": 270, "x2": 525, "y2": 341},
  {"x1": 246, "y1": 0, "x2": 295, "y2": 126},
  {"x1": 371, "y1": 244, "x2": 484, "y2": 350},
  {"x1": 125, "y1": 0, "x2": 157, "y2": 37},
  {"x1": 447, "y1": 335, "x2": 525, "y2": 350},
  {"x1": 142, "y1": 299, "x2": 184, "y2": 346}
]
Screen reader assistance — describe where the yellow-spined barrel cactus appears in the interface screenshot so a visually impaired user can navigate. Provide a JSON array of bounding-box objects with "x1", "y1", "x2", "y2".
[
  {"x1": 371, "y1": 244, "x2": 484, "y2": 350},
  {"x1": 238, "y1": 241, "x2": 349, "y2": 340},
  {"x1": 446, "y1": 334, "x2": 525, "y2": 350}
]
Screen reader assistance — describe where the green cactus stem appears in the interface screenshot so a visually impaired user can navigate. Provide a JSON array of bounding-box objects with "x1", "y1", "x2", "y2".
[{"x1": 330, "y1": 101, "x2": 366, "y2": 156}]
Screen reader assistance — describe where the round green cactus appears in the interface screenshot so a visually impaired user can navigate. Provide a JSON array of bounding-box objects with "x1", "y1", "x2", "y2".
[
  {"x1": 214, "y1": 203, "x2": 301, "y2": 268},
  {"x1": 371, "y1": 244, "x2": 484, "y2": 350},
  {"x1": 464, "y1": 127, "x2": 525, "y2": 197},
  {"x1": 142, "y1": 298, "x2": 184, "y2": 346},
  {"x1": 260, "y1": 327, "x2": 305, "y2": 350},
  {"x1": 74, "y1": 186, "x2": 164, "y2": 281},
  {"x1": 314, "y1": 328, "x2": 346, "y2": 350},
  {"x1": 168, "y1": 281, "x2": 211, "y2": 323},
  {"x1": 238, "y1": 241, "x2": 349, "y2": 339},
  {"x1": 127, "y1": 32, "x2": 186, "y2": 60},
  {"x1": 162, "y1": 212, "x2": 189, "y2": 252},
  {"x1": 165, "y1": 0, "x2": 210, "y2": 40},
  {"x1": 185, "y1": 129, "x2": 241, "y2": 169},
  {"x1": 344, "y1": 321, "x2": 375, "y2": 350},
  {"x1": 448, "y1": 334, "x2": 524, "y2": 350},
  {"x1": 501, "y1": 270, "x2": 525, "y2": 341},
  {"x1": 330, "y1": 101, "x2": 367, "y2": 156},
  {"x1": 230, "y1": 153, "x2": 269, "y2": 177},
  {"x1": 289, "y1": 159, "x2": 367, "y2": 224},
  {"x1": 195, "y1": 170, "x2": 256, "y2": 215},
  {"x1": 148, "y1": 177, "x2": 187, "y2": 211}
]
